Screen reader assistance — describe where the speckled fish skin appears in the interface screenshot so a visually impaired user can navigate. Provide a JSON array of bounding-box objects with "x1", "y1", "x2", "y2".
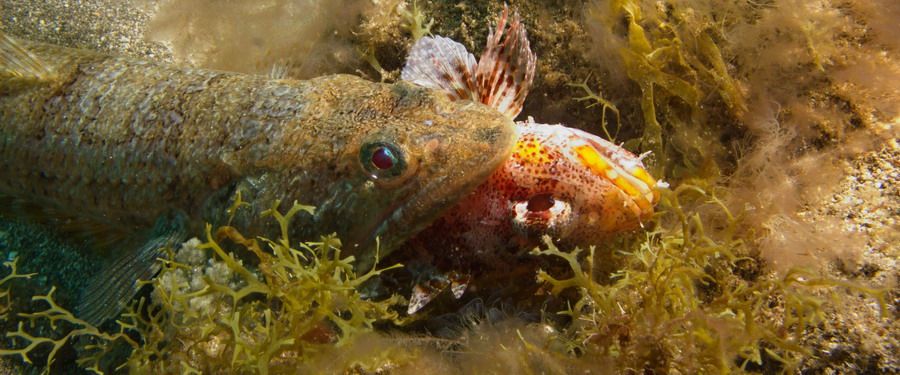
[
  {"x1": 0, "y1": 38, "x2": 517, "y2": 271},
  {"x1": 409, "y1": 121, "x2": 658, "y2": 271}
]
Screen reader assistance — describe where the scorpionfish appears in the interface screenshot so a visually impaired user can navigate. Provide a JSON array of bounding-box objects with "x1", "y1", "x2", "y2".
[{"x1": 397, "y1": 7, "x2": 664, "y2": 312}]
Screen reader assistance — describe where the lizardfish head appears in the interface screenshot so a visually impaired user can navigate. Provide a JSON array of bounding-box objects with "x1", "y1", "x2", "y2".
[
  {"x1": 504, "y1": 122, "x2": 660, "y2": 245},
  {"x1": 303, "y1": 76, "x2": 516, "y2": 270}
]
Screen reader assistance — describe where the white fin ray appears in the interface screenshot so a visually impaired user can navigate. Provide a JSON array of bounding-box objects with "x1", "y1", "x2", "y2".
[{"x1": 402, "y1": 36, "x2": 478, "y2": 101}]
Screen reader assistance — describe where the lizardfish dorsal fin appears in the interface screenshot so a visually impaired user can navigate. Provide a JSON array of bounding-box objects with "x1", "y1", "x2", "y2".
[
  {"x1": 76, "y1": 212, "x2": 189, "y2": 325},
  {"x1": 402, "y1": 35, "x2": 479, "y2": 102},
  {"x1": 0, "y1": 32, "x2": 56, "y2": 81},
  {"x1": 474, "y1": 5, "x2": 536, "y2": 119},
  {"x1": 401, "y1": 6, "x2": 536, "y2": 120}
]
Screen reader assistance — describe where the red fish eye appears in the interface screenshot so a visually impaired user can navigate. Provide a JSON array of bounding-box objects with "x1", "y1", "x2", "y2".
[
  {"x1": 371, "y1": 146, "x2": 395, "y2": 170},
  {"x1": 527, "y1": 194, "x2": 555, "y2": 212}
]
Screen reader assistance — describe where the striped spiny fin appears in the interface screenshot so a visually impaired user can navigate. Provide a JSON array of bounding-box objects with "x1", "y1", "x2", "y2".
[
  {"x1": 401, "y1": 35, "x2": 478, "y2": 102},
  {"x1": 474, "y1": 5, "x2": 536, "y2": 120}
]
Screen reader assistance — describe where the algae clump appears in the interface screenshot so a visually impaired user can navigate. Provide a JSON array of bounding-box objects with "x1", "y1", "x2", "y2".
[
  {"x1": 584, "y1": 0, "x2": 746, "y2": 181},
  {"x1": 0, "y1": 201, "x2": 406, "y2": 374},
  {"x1": 531, "y1": 186, "x2": 888, "y2": 373}
]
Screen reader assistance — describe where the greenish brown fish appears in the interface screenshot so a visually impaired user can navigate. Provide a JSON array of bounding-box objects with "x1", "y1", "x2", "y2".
[{"x1": 0, "y1": 33, "x2": 515, "y2": 323}]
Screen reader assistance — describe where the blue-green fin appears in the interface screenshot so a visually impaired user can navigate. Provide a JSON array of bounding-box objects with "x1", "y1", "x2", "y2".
[{"x1": 76, "y1": 212, "x2": 188, "y2": 325}]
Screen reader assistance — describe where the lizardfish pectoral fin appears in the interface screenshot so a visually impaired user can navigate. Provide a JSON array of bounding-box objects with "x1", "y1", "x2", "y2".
[
  {"x1": 401, "y1": 6, "x2": 536, "y2": 120},
  {"x1": 0, "y1": 31, "x2": 56, "y2": 83},
  {"x1": 76, "y1": 211, "x2": 189, "y2": 325}
]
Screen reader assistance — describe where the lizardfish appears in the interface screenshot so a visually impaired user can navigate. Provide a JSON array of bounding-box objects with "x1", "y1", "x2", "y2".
[
  {"x1": 0, "y1": 33, "x2": 516, "y2": 323},
  {"x1": 397, "y1": 8, "x2": 663, "y2": 313}
]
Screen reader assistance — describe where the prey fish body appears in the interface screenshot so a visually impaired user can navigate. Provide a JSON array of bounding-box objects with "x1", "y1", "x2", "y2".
[
  {"x1": 413, "y1": 119, "x2": 659, "y2": 270},
  {"x1": 397, "y1": 7, "x2": 661, "y2": 313},
  {"x1": 0, "y1": 35, "x2": 516, "y2": 322}
]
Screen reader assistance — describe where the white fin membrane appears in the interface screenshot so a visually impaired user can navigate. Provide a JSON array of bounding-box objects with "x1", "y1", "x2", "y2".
[
  {"x1": 401, "y1": 6, "x2": 536, "y2": 120},
  {"x1": 402, "y1": 35, "x2": 479, "y2": 102}
]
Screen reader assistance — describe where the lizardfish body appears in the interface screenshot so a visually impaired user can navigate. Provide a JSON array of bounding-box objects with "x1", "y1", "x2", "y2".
[{"x1": 0, "y1": 34, "x2": 516, "y2": 322}]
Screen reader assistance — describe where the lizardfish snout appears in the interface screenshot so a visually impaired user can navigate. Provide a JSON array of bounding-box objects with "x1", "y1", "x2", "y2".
[{"x1": 304, "y1": 77, "x2": 516, "y2": 271}]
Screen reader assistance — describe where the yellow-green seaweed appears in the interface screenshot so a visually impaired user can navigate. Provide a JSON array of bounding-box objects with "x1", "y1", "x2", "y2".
[
  {"x1": 0, "y1": 201, "x2": 407, "y2": 374},
  {"x1": 585, "y1": 0, "x2": 747, "y2": 180},
  {"x1": 530, "y1": 185, "x2": 888, "y2": 373}
]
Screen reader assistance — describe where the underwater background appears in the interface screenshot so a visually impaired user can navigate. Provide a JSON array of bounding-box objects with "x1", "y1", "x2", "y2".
[{"x1": 0, "y1": 0, "x2": 897, "y2": 373}]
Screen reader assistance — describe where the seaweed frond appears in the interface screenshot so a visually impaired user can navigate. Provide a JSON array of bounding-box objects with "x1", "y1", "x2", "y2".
[
  {"x1": 569, "y1": 75, "x2": 622, "y2": 142},
  {"x1": 0, "y1": 258, "x2": 34, "y2": 320},
  {"x1": 0, "y1": 286, "x2": 139, "y2": 372},
  {"x1": 128, "y1": 201, "x2": 406, "y2": 373},
  {"x1": 531, "y1": 185, "x2": 888, "y2": 373},
  {"x1": 399, "y1": 0, "x2": 434, "y2": 42},
  {"x1": 0, "y1": 201, "x2": 406, "y2": 374},
  {"x1": 584, "y1": 0, "x2": 747, "y2": 180}
]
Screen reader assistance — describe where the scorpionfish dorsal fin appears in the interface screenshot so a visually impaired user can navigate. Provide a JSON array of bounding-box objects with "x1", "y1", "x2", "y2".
[
  {"x1": 402, "y1": 5, "x2": 536, "y2": 120},
  {"x1": 474, "y1": 6, "x2": 536, "y2": 120}
]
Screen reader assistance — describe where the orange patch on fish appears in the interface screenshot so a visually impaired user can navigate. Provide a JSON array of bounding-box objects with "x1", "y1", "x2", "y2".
[
  {"x1": 513, "y1": 138, "x2": 551, "y2": 165},
  {"x1": 578, "y1": 144, "x2": 654, "y2": 212},
  {"x1": 575, "y1": 144, "x2": 609, "y2": 176}
]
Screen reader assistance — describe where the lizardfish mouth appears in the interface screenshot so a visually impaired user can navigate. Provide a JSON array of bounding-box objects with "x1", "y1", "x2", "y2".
[{"x1": 352, "y1": 125, "x2": 517, "y2": 271}]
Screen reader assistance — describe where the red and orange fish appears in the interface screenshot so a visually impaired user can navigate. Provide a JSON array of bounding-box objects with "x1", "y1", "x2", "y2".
[{"x1": 399, "y1": 7, "x2": 664, "y2": 313}]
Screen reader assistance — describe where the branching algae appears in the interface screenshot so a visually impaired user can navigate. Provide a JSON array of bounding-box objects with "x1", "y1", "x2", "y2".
[
  {"x1": 585, "y1": 0, "x2": 748, "y2": 180},
  {"x1": 531, "y1": 185, "x2": 888, "y2": 373},
  {"x1": 0, "y1": 201, "x2": 406, "y2": 373}
]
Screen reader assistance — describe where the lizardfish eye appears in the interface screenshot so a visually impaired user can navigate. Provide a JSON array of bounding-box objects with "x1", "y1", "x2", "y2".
[
  {"x1": 371, "y1": 146, "x2": 396, "y2": 170},
  {"x1": 360, "y1": 142, "x2": 407, "y2": 180}
]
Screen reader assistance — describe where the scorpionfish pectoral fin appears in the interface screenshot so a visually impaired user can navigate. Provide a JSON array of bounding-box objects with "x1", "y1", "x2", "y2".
[{"x1": 402, "y1": 5, "x2": 536, "y2": 120}]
